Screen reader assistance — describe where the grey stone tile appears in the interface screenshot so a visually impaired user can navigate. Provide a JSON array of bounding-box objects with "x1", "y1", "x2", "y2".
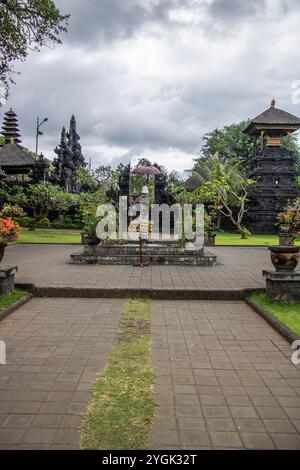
[
  {"x1": 263, "y1": 419, "x2": 297, "y2": 434},
  {"x1": 210, "y1": 432, "x2": 243, "y2": 449},
  {"x1": 271, "y1": 433, "x2": 300, "y2": 450},
  {"x1": 241, "y1": 433, "x2": 275, "y2": 449}
]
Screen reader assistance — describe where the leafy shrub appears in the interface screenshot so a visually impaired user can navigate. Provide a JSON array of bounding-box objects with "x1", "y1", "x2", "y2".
[
  {"x1": 37, "y1": 218, "x2": 51, "y2": 229},
  {"x1": 17, "y1": 216, "x2": 33, "y2": 228},
  {"x1": 51, "y1": 215, "x2": 82, "y2": 230},
  {"x1": 0, "y1": 204, "x2": 26, "y2": 219}
]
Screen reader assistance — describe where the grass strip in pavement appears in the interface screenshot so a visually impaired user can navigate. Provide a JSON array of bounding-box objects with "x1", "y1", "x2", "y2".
[
  {"x1": 80, "y1": 298, "x2": 155, "y2": 450},
  {"x1": 250, "y1": 291, "x2": 300, "y2": 337},
  {"x1": 0, "y1": 289, "x2": 29, "y2": 311}
]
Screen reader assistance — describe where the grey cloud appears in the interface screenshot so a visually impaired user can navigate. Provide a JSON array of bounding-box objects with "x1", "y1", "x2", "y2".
[
  {"x1": 2, "y1": 0, "x2": 300, "y2": 171},
  {"x1": 208, "y1": 0, "x2": 265, "y2": 19},
  {"x1": 55, "y1": 0, "x2": 300, "y2": 48},
  {"x1": 55, "y1": 0, "x2": 182, "y2": 46}
]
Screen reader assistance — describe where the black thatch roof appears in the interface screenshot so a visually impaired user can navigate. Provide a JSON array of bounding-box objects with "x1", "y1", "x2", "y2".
[
  {"x1": 244, "y1": 100, "x2": 300, "y2": 134},
  {"x1": 0, "y1": 143, "x2": 35, "y2": 168},
  {"x1": 184, "y1": 174, "x2": 202, "y2": 191}
]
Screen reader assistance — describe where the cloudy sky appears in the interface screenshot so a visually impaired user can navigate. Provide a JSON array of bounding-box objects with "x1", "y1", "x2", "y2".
[{"x1": 2, "y1": 0, "x2": 300, "y2": 172}]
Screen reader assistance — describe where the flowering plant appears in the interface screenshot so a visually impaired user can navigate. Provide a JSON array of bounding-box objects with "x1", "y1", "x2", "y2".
[
  {"x1": 0, "y1": 204, "x2": 26, "y2": 219},
  {"x1": 277, "y1": 200, "x2": 300, "y2": 231},
  {"x1": 0, "y1": 218, "x2": 22, "y2": 244}
]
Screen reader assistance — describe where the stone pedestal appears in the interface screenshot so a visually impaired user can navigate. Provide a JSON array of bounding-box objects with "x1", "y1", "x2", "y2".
[
  {"x1": 263, "y1": 269, "x2": 300, "y2": 302},
  {"x1": 0, "y1": 267, "x2": 17, "y2": 296}
]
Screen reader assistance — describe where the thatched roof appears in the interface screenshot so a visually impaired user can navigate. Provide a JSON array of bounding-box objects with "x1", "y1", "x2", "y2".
[
  {"x1": 244, "y1": 100, "x2": 300, "y2": 134},
  {"x1": 184, "y1": 174, "x2": 202, "y2": 191},
  {"x1": 0, "y1": 143, "x2": 35, "y2": 169}
]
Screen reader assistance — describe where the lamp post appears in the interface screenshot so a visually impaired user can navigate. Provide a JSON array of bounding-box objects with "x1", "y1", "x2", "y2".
[{"x1": 35, "y1": 117, "x2": 48, "y2": 155}]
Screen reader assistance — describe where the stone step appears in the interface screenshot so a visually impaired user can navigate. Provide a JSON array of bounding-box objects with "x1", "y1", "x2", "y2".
[
  {"x1": 71, "y1": 252, "x2": 217, "y2": 266},
  {"x1": 83, "y1": 245, "x2": 203, "y2": 256}
]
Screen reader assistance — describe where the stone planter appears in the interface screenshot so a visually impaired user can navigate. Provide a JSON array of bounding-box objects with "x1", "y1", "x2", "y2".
[
  {"x1": 81, "y1": 233, "x2": 100, "y2": 246},
  {"x1": 269, "y1": 246, "x2": 300, "y2": 272},
  {"x1": 0, "y1": 242, "x2": 7, "y2": 263}
]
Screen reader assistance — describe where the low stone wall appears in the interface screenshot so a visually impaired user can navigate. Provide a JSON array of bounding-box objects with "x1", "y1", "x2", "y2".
[
  {"x1": 83, "y1": 244, "x2": 204, "y2": 256},
  {"x1": 71, "y1": 244, "x2": 217, "y2": 266}
]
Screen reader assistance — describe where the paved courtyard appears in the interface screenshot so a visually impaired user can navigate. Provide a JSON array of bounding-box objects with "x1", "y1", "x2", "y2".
[
  {"x1": 150, "y1": 300, "x2": 300, "y2": 450},
  {"x1": 0, "y1": 296, "x2": 300, "y2": 449},
  {"x1": 0, "y1": 298, "x2": 122, "y2": 449},
  {"x1": 1, "y1": 244, "x2": 300, "y2": 450},
  {"x1": 5, "y1": 244, "x2": 273, "y2": 290}
]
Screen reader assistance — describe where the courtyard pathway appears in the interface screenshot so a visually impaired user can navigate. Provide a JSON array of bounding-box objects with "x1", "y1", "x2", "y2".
[
  {"x1": 0, "y1": 296, "x2": 300, "y2": 449},
  {"x1": 150, "y1": 300, "x2": 300, "y2": 449},
  {"x1": 5, "y1": 244, "x2": 272, "y2": 290},
  {"x1": 1, "y1": 245, "x2": 300, "y2": 450},
  {"x1": 0, "y1": 298, "x2": 122, "y2": 449}
]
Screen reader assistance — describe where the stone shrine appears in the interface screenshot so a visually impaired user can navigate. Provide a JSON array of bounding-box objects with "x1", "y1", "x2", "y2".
[{"x1": 244, "y1": 100, "x2": 300, "y2": 233}]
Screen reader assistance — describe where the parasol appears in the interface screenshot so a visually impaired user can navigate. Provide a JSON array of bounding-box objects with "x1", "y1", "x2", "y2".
[{"x1": 132, "y1": 166, "x2": 161, "y2": 176}]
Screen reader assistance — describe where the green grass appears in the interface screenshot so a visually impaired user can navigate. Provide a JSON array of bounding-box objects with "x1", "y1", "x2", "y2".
[
  {"x1": 12, "y1": 228, "x2": 300, "y2": 246},
  {"x1": 250, "y1": 292, "x2": 300, "y2": 336},
  {"x1": 16, "y1": 229, "x2": 81, "y2": 244},
  {"x1": 80, "y1": 298, "x2": 155, "y2": 450},
  {"x1": 0, "y1": 289, "x2": 29, "y2": 311},
  {"x1": 216, "y1": 232, "x2": 300, "y2": 246}
]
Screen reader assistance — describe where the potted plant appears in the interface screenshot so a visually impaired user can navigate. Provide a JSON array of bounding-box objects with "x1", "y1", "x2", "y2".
[
  {"x1": 81, "y1": 207, "x2": 101, "y2": 246},
  {"x1": 277, "y1": 201, "x2": 300, "y2": 246},
  {"x1": 270, "y1": 201, "x2": 300, "y2": 270},
  {"x1": 0, "y1": 218, "x2": 22, "y2": 262}
]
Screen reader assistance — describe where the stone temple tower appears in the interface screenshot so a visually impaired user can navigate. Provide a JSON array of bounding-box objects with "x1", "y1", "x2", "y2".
[{"x1": 244, "y1": 100, "x2": 300, "y2": 234}]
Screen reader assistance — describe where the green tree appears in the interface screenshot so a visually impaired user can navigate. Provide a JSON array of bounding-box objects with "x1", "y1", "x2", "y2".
[
  {"x1": 74, "y1": 166, "x2": 98, "y2": 192},
  {"x1": 198, "y1": 157, "x2": 255, "y2": 238},
  {"x1": 0, "y1": 0, "x2": 69, "y2": 96},
  {"x1": 26, "y1": 184, "x2": 72, "y2": 229},
  {"x1": 197, "y1": 121, "x2": 254, "y2": 171},
  {"x1": 93, "y1": 165, "x2": 120, "y2": 192},
  {"x1": 0, "y1": 182, "x2": 28, "y2": 207}
]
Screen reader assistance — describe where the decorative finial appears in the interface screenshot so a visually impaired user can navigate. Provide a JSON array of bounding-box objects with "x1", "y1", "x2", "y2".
[{"x1": 271, "y1": 99, "x2": 276, "y2": 108}]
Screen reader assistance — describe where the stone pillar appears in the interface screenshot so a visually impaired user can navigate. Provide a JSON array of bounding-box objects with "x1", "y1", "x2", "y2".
[{"x1": 263, "y1": 270, "x2": 300, "y2": 302}]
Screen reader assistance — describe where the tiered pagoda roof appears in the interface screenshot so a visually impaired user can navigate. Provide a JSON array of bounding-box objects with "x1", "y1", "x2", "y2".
[
  {"x1": 244, "y1": 100, "x2": 300, "y2": 135},
  {"x1": 1, "y1": 108, "x2": 22, "y2": 144},
  {"x1": 0, "y1": 108, "x2": 35, "y2": 175}
]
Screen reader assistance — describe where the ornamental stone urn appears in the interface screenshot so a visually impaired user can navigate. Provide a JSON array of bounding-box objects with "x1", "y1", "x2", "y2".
[
  {"x1": 268, "y1": 246, "x2": 300, "y2": 272},
  {"x1": 205, "y1": 231, "x2": 216, "y2": 246},
  {"x1": 81, "y1": 233, "x2": 100, "y2": 246}
]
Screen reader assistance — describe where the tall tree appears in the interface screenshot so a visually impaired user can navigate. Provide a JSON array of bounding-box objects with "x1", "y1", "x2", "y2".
[
  {"x1": 0, "y1": 0, "x2": 69, "y2": 97},
  {"x1": 52, "y1": 126, "x2": 74, "y2": 192},
  {"x1": 198, "y1": 157, "x2": 255, "y2": 238},
  {"x1": 67, "y1": 115, "x2": 85, "y2": 170}
]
